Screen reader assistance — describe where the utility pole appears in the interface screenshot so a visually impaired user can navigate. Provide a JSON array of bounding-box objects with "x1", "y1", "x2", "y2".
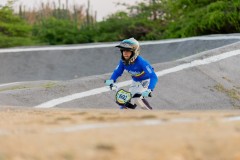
[{"x1": 86, "y1": 0, "x2": 90, "y2": 25}]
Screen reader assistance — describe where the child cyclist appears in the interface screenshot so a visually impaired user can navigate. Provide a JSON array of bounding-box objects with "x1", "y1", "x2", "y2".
[{"x1": 105, "y1": 38, "x2": 158, "y2": 110}]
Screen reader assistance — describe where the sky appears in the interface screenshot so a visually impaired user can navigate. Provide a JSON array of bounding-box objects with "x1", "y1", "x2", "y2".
[{"x1": 0, "y1": 0, "x2": 144, "y2": 21}]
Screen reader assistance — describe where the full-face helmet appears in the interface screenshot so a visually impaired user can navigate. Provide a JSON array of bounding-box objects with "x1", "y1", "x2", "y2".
[{"x1": 115, "y1": 38, "x2": 140, "y2": 65}]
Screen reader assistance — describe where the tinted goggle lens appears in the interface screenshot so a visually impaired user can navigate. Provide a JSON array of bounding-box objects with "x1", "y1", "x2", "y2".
[{"x1": 120, "y1": 48, "x2": 132, "y2": 52}]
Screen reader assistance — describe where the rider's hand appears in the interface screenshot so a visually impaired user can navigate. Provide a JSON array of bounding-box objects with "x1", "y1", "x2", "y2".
[
  {"x1": 105, "y1": 79, "x2": 114, "y2": 90},
  {"x1": 142, "y1": 89, "x2": 152, "y2": 97}
]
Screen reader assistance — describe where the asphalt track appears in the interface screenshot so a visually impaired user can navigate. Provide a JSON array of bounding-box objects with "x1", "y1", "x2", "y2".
[
  {"x1": 0, "y1": 34, "x2": 240, "y2": 109},
  {"x1": 0, "y1": 35, "x2": 239, "y2": 83}
]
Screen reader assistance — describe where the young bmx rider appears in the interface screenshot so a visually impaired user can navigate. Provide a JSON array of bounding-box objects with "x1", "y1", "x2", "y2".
[{"x1": 105, "y1": 38, "x2": 158, "y2": 110}]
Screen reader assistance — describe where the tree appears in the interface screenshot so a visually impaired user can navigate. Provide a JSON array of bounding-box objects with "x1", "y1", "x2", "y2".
[
  {"x1": 163, "y1": 0, "x2": 240, "y2": 38},
  {"x1": 0, "y1": 5, "x2": 34, "y2": 48}
]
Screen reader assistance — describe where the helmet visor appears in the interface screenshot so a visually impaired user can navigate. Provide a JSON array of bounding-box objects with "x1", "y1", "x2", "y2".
[{"x1": 116, "y1": 42, "x2": 133, "y2": 50}]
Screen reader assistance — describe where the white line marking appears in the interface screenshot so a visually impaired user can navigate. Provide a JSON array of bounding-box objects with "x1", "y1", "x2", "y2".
[
  {"x1": 35, "y1": 81, "x2": 132, "y2": 108},
  {"x1": 0, "y1": 36, "x2": 239, "y2": 53},
  {"x1": 156, "y1": 49, "x2": 240, "y2": 77},
  {"x1": 0, "y1": 82, "x2": 22, "y2": 87},
  {"x1": 35, "y1": 49, "x2": 240, "y2": 108}
]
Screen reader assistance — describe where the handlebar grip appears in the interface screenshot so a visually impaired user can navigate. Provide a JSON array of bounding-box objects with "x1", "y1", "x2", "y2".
[
  {"x1": 132, "y1": 93, "x2": 142, "y2": 98},
  {"x1": 109, "y1": 84, "x2": 113, "y2": 90},
  {"x1": 132, "y1": 92, "x2": 152, "y2": 98},
  {"x1": 149, "y1": 92, "x2": 152, "y2": 97}
]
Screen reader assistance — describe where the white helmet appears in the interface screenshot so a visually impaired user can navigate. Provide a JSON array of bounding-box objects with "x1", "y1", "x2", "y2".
[{"x1": 115, "y1": 38, "x2": 140, "y2": 65}]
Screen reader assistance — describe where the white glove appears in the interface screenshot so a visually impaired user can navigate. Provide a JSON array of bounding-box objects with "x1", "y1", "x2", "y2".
[
  {"x1": 105, "y1": 79, "x2": 114, "y2": 90},
  {"x1": 142, "y1": 89, "x2": 152, "y2": 97}
]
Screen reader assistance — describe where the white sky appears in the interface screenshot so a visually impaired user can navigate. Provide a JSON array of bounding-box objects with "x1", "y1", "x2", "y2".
[{"x1": 0, "y1": 0, "x2": 145, "y2": 21}]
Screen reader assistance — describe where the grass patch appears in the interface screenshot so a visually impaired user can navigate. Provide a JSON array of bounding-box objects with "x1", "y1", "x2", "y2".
[
  {"x1": 0, "y1": 82, "x2": 58, "y2": 93},
  {"x1": 214, "y1": 84, "x2": 240, "y2": 101},
  {"x1": 214, "y1": 83, "x2": 240, "y2": 109},
  {"x1": 41, "y1": 82, "x2": 57, "y2": 89},
  {"x1": 0, "y1": 85, "x2": 30, "y2": 92}
]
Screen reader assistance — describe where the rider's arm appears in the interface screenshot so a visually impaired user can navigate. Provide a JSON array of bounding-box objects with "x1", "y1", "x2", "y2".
[
  {"x1": 147, "y1": 71, "x2": 158, "y2": 91},
  {"x1": 141, "y1": 60, "x2": 158, "y2": 91},
  {"x1": 110, "y1": 60, "x2": 124, "y2": 82}
]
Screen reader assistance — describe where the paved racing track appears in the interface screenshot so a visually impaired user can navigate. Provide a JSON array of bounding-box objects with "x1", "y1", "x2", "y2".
[{"x1": 0, "y1": 34, "x2": 240, "y2": 110}]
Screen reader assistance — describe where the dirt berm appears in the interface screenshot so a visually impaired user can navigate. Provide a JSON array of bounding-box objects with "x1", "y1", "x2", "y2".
[{"x1": 0, "y1": 108, "x2": 239, "y2": 160}]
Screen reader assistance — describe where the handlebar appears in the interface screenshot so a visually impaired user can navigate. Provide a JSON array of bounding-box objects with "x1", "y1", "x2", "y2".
[
  {"x1": 109, "y1": 84, "x2": 118, "y2": 91},
  {"x1": 105, "y1": 81, "x2": 152, "y2": 98}
]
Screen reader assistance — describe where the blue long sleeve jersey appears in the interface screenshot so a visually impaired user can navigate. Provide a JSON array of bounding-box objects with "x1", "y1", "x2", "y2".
[{"x1": 110, "y1": 56, "x2": 158, "y2": 91}]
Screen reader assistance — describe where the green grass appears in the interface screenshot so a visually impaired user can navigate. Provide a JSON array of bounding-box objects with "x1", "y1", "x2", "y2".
[
  {"x1": 0, "y1": 85, "x2": 30, "y2": 92},
  {"x1": 214, "y1": 84, "x2": 240, "y2": 101},
  {"x1": 41, "y1": 82, "x2": 57, "y2": 89},
  {"x1": 0, "y1": 82, "x2": 58, "y2": 93},
  {"x1": 214, "y1": 83, "x2": 240, "y2": 109}
]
